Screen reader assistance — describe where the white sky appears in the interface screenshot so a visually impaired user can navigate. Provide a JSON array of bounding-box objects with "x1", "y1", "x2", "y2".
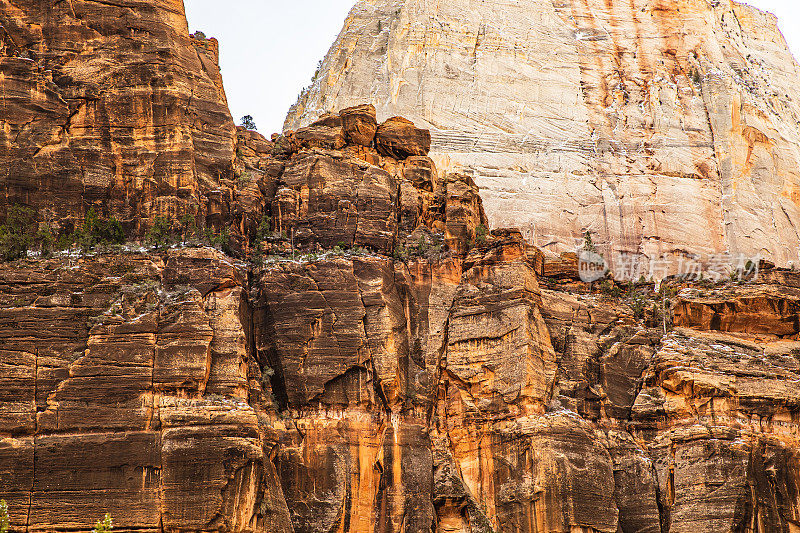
[{"x1": 184, "y1": 0, "x2": 800, "y2": 135}]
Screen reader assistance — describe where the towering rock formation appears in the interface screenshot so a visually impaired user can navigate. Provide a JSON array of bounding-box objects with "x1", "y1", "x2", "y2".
[
  {"x1": 286, "y1": 0, "x2": 800, "y2": 270},
  {"x1": 1, "y1": 1, "x2": 800, "y2": 532},
  {"x1": 0, "y1": 0, "x2": 236, "y2": 235}
]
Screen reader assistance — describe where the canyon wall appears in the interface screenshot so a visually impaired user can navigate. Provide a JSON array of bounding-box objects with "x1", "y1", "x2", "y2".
[
  {"x1": 286, "y1": 0, "x2": 800, "y2": 270},
  {"x1": 1, "y1": 99, "x2": 799, "y2": 531},
  {"x1": 0, "y1": 1, "x2": 799, "y2": 532},
  {"x1": 0, "y1": 0, "x2": 236, "y2": 236}
]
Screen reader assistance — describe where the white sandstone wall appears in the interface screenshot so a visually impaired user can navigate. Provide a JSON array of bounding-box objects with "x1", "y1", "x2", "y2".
[{"x1": 286, "y1": 0, "x2": 800, "y2": 271}]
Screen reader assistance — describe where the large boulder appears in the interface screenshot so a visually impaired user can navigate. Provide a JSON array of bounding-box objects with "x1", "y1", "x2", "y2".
[
  {"x1": 375, "y1": 117, "x2": 431, "y2": 159},
  {"x1": 339, "y1": 104, "x2": 377, "y2": 146},
  {"x1": 294, "y1": 124, "x2": 346, "y2": 150}
]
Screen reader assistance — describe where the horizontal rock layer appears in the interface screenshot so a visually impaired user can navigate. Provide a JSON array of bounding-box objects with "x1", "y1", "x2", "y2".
[
  {"x1": 3, "y1": 242, "x2": 800, "y2": 532},
  {"x1": 2, "y1": 113, "x2": 799, "y2": 529},
  {"x1": 0, "y1": 0, "x2": 234, "y2": 236}
]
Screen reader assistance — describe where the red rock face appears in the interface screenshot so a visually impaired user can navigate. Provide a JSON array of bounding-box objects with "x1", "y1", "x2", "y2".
[
  {"x1": 1, "y1": 2, "x2": 800, "y2": 533},
  {"x1": 375, "y1": 116, "x2": 431, "y2": 159},
  {"x1": 0, "y1": 0, "x2": 235, "y2": 235},
  {"x1": 0, "y1": 250, "x2": 290, "y2": 532}
]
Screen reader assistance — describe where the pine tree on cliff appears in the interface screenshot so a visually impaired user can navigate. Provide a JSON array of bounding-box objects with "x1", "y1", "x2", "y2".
[{"x1": 240, "y1": 115, "x2": 257, "y2": 130}]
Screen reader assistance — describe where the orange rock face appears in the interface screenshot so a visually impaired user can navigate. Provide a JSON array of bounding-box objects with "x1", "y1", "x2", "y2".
[
  {"x1": 0, "y1": 0, "x2": 235, "y2": 235},
  {"x1": 1, "y1": 1, "x2": 800, "y2": 533}
]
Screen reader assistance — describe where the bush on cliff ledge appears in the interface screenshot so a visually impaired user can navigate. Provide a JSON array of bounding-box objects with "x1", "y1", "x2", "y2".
[
  {"x1": 240, "y1": 115, "x2": 257, "y2": 131},
  {"x1": 0, "y1": 205, "x2": 36, "y2": 261},
  {"x1": 57, "y1": 208, "x2": 125, "y2": 253},
  {"x1": 0, "y1": 499, "x2": 9, "y2": 533},
  {"x1": 80, "y1": 208, "x2": 125, "y2": 249},
  {"x1": 92, "y1": 513, "x2": 112, "y2": 533}
]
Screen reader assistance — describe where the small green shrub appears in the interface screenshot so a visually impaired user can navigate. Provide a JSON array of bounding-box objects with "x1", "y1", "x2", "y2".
[
  {"x1": 237, "y1": 171, "x2": 254, "y2": 185},
  {"x1": 0, "y1": 499, "x2": 9, "y2": 533},
  {"x1": 416, "y1": 236, "x2": 430, "y2": 255},
  {"x1": 146, "y1": 216, "x2": 173, "y2": 249},
  {"x1": 311, "y1": 60, "x2": 323, "y2": 82},
  {"x1": 393, "y1": 245, "x2": 409, "y2": 261},
  {"x1": 179, "y1": 213, "x2": 197, "y2": 244},
  {"x1": 251, "y1": 214, "x2": 272, "y2": 264},
  {"x1": 240, "y1": 115, "x2": 257, "y2": 131},
  {"x1": 627, "y1": 291, "x2": 647, "y2": 320},
  {"x1": 582, "y1": 230, "x2": 596, "y2": 253},
  {"x1": 69, "y1": 208, "x2": 125, "y2": 252},
  {"x1": 204, "y1": 228, "x2": 231, "y2": 254},
  {"x1": 87, "y1": 208, "x2": 124, "y2": 246},
  {"x1": 56, "y1": 231, "x2": 74, "y2": 252},
  {"x1": 474, "y1": 224, "x2": 488, "y2": 245},
  {"x1": 37, "y1": 224, "x2": 56, "y2": 258},
  {"x1": 256, "y1": 215, "x2": 271, "y2": 243},
  {"x1": 599, "y1": 279, "x2": 622, "y2": 298},
  {"x1": 261, "y1": 366, "x2": 275, "y2": 390},
  {"x1": 0, "y1": 205, "x2": 36, "y2": 261},
  {"x1": 92, "y1": 513, "x2": 113, "y2": 533}
]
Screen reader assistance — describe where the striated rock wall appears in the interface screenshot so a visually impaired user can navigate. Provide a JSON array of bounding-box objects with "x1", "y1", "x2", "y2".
[
  {"x1": 0, "y1": 0, "x2": 236, "y2": 236},
  {"x1": 0, "y1": 249, "x2": 291, "y2": 532},
  {"x1": 2, "y1": 100, "x2": 799, "y2": 532},
  {"x1": 1, "y1": 0, "x2": 800, "y2": 530},
  {"x1": 286, "y1": 0, "x2": 800, "y2": 270}
]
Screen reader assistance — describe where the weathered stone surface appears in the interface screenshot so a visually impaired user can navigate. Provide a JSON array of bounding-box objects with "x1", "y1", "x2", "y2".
[
  {"x1": 0, "y1": 0, "x2": 237, "y2": 236},
  {"x1": 260, "y1": 124, "x2": 483, "y2": 257},
  {"x1": 287, "y1": 0, "x2": 800, "y2": 270},
  {"x1": 0, "y1": 250, "x2": 284, "y2": 532},
  {"x1": 443, "y1": 172, "x2": 488, "y2": 254},
  {"x1": 339, "y1": 103, "x2": 378, "y2": 146},
  {"x1": 311, "y1": 113, "x2": 343, "y2": 129},
  {"x1": 4, "y1": 105, "x2": 800, "y2": 530},
  {"x1": 674, "y1": 284, "x2": 800, "y2": 339},
  {"x1": 3, "y1": 0, "x2": 800, "y2": 529},
  {"x1": 274, "y1": 152, "x2": 399, "y2": 253},
  {"x1": 294, "y1": 124, "x2": 346, "y2": 150},
  {"x1": 630, "y1": 327, "x2": 800, "y2": 532},
  {"x1": 375, "y1": 116, "x2": 431, "y2": 159}
]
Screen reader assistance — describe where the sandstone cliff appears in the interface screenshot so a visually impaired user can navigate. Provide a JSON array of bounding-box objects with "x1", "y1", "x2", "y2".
[
  {"x1": 0, "y1": 0, "x2": 235, "y2": 236},
  {"x1": 1, "y1": 1, "x2": 800, "y2": 533},
  {"x1": 286, "y1": 0, "x2": 800, "y2": 271},
  {"x1": 2, "y1": 99, "x2": 800, "y2": 531}
]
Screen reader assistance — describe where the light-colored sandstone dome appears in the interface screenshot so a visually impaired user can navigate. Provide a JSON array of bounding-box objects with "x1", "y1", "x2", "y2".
[{"x1": 286, "y1": 0, "x2": 800, "y2": 271}]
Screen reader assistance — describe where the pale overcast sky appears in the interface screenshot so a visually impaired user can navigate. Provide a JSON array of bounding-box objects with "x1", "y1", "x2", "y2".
[{"x1": 183, "y1": 1, "x2": 800, "y2": 135}]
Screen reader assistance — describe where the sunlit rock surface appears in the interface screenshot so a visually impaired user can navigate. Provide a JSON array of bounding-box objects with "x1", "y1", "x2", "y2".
[
  {"x1": 0, "y1": 0, "x2": 235, "y2": 236},
  {"x1": 1, "y1": 0, "x2": 800, "y2": 530},
  {"x1": 286, "y1": 0, "x2": 800, "y2": 270}
]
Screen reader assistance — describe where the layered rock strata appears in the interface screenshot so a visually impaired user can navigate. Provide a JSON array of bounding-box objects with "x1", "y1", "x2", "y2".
[
  {"x1": 0, "y1": 0, "x2": 234, "y2": 236},
  {"x1": 286, "y1": 0, "x2": 800, "y2": 270},
  {"x1": 2, "y1": 101, "x2": 800, "y2": 532},
  {"x1": 1, "y1": 0, "x2": 800, "y2": 531}
]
